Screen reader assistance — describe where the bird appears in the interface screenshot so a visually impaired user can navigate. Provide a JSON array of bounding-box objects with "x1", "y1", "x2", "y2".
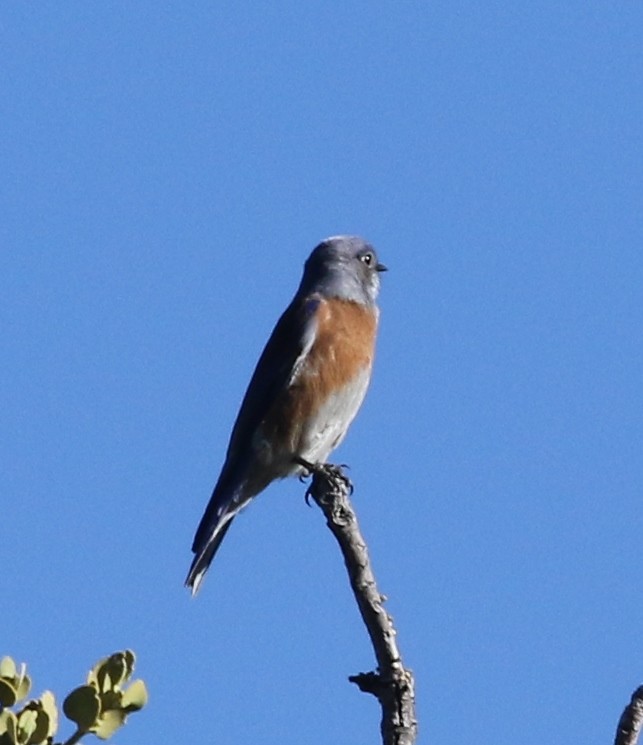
[{"x1": 185, "y1": 235, "x2": 386, "y2": 595}]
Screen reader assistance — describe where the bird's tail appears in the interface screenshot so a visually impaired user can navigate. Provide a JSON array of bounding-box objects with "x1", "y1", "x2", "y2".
[{"x1": 185, "y1": 478, "x2": 247, "y2": 596}]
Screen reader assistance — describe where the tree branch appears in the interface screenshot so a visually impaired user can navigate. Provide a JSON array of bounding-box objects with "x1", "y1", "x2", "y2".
[
  {"x1": 306, "y1": 465, "x2": 417, "y2": 745},
  {"x1": 615, "y1": 686, "x2": 643, "y2": 745}
]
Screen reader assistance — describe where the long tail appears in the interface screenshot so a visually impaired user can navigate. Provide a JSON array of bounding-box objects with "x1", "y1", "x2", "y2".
[{"x1": 185, "y1": 478, "x2": 247, "y2": 596}]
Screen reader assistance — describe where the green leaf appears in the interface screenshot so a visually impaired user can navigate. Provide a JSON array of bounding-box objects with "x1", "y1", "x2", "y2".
[
  {"x1": 97, "y1": 690, "x2": 121, "y2": 714},
  {"x1": 0, "y1": 659, "x2": 17, "y2": 680},
  {"x1": 87, "y1": 656, "x2": 105, "y2": 691},
  {"x1": 16, "y1": 705, "x2": 51, "y2": 745},
  {"x1": 87, "y1": 666, "x2": 102, "y2": 692},
  {"x1": 92, "y1": 710, "x2": 126, "y2": 740},
  {"x1": 0, "y1": 710, "x2": 18, "y2": 745},
  {"x1": 0, "y1": 659, "x2": 29, "y2": 707},
  {"x1": 16, "y1": 694, "x2": 58, "y2": 745},
  {"x1": 92, "y1": 655, "x2": 123, "y2": 693},
  {"x1": 16, "y1": 708, "x2": 37, "y2": 741},
  {"x1": 0, "y1": 680, "x2": 17, "y2": 708},
  {"x1": 120, "y1": 679, "x2": 148, "y2": 712},
  {"x1": 89, "y1": 651, "x2": 137, "y2": 695},
  {"x1": 63, "y1": 685, "x2": 100, "y2": 731},
  {"x1": 38, "y1": 692, "x2": 58, "y2": 738},
  {"x1": 122, "y1": 651, "x2": 135, "y2": 678},
  {"x1": 14, "y1": 674, "x2": 30, "y2": 703}
]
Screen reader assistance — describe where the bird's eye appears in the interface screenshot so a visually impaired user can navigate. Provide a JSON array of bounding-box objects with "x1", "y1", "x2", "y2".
[{"x1": 360, "y1": 252, "x2": 374, "y2": 267}]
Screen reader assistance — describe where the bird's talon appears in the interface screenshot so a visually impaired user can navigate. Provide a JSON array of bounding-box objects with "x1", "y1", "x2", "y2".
[{"x1": 309, "y1": 462, "x2": 354, "y2": 495}]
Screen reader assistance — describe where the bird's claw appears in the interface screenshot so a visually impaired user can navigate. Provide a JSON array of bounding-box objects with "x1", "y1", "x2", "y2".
[
  {"x1": 304, "y1": 485, "x2": 314, "y2": 506},
  {"x1": 294, "y1": 456, "x2": 354, "y2": 503},
  {"x1": 303, "y1": 462, "x2": 354, "y2": 504}
]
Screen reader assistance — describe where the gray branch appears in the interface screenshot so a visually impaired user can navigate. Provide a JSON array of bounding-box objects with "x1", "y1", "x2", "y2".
[
  {"x1": 615, "y1": 686, "x2": 643, "y2": 745},
  {"x1": 306, "y1": 465, "x2": 417, "y2": 745}
]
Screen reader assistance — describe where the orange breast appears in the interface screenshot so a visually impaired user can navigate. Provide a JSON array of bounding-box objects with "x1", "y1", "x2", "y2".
[{"x1": 261, "y1": 297, "x2": 378, "y2": 457}]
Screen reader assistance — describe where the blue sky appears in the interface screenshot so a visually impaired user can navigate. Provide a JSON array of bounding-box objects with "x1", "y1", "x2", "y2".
[{"x1": 2, "y1": 3, "x2": 642, "y2": 744}]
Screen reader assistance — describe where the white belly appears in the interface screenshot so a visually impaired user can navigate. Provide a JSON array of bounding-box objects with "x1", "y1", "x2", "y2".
[{"x1": 296, "y1": 366, "x2": 371, "y2": 466}]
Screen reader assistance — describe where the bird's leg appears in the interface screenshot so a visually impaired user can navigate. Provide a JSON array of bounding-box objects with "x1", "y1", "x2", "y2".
[{"x1": 294, "y1": 455, "x2": 316, "y2": 479}]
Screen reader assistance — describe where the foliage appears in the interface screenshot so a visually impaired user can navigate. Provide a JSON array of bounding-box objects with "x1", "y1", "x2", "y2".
[{"x1": 0, "y1": 651, "x2": 147, "y2": 745}]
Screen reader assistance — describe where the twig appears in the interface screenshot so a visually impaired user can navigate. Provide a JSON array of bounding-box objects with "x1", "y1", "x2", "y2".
[
  {"x1": 306, "y1": 465, "x2": 417, "y2": 745},
  {"x1": 615, "y1": 686, "x2": 643, "y2": 745},
  {"x1": 60, "y1": 730, "x2": 85, "y2": 745}
]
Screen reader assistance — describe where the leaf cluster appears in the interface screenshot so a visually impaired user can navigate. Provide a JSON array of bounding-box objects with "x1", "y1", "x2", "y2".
[{"x1": 0, "y1": 651, "x2": 147, "y2": 745}]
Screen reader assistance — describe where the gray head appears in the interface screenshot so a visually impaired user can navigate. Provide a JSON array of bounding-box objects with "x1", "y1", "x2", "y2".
[{"x1": 298, "y1": 235, "x2": 387, "y2": 306}]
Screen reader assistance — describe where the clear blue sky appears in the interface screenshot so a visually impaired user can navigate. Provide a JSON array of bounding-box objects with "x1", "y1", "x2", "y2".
[{"x1": 3, "y1": 3, "x2": 642, "y2": 744}]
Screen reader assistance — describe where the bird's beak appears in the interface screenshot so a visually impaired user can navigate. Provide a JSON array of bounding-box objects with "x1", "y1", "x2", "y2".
[{"x1": 376, "y1": 263, "x2": 388, "y2": 273}]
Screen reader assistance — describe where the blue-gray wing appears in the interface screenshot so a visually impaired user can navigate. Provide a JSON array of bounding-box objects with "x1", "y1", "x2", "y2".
[{"x1": 224, "y1": 294, "x2": 320, "y2": 466}]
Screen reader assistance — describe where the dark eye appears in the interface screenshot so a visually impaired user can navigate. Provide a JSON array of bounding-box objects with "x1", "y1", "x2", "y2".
[{"x1": 359, "y1": 252, "x2": 374, "y2": 267}]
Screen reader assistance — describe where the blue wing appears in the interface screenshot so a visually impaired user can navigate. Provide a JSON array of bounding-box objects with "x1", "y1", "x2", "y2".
[
  {"x1": 224, "y1": 294, "x2": 321, "y2": 466},
  {"x1": 186, "y1": 294, "x2": 321, "y2": 593}
]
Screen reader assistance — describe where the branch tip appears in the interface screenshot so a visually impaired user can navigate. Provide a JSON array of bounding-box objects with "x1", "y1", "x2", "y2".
[{"x1": 307, "y1": 464, "x2": 417, "y2": 745}]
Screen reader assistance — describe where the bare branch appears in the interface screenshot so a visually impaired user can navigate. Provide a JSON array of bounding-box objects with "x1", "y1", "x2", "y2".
[
  {"x1": 306, "y1": 465, "x2": 417, "y2": 745},
  {"x1": 615, "y1": 686, "x2": 643, "y2": 745}
]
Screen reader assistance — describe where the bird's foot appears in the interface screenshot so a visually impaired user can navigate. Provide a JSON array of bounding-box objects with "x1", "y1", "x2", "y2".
[{"x1": 293, "y1": 456, "x2": 353, "y2": 505}]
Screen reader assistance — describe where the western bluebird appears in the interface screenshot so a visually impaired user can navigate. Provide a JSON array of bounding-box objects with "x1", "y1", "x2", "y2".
[{"x1": 186, "y1": 235, "x2": 386, "y2": 595}]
